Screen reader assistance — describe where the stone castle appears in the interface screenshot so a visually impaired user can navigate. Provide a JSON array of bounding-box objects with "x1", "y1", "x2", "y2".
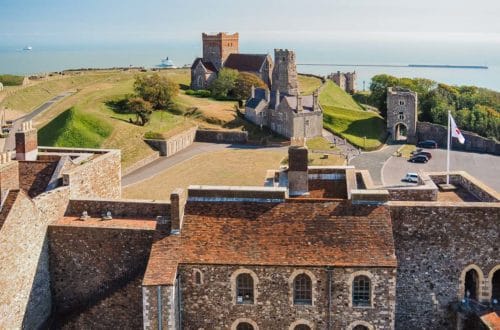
[
  {"x1": 329, "y1": 71, "x2": 357, "y2": 94},
  {"x1": 191, "y1": 33, "x2": 273, "y2": 90},
  {"x1": 245, "y1": 49, "x2": 323, "y2": 140},
  {"x1": 0, "y1": 121, "x2": 499, "y2": 330},
  {"x1": 386, "y1": 87, "x2": 418, "y2": 144}
]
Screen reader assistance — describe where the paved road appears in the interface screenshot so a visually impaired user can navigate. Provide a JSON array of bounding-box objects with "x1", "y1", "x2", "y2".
[
  {"x1": 3, "y1": 91, "x2": 74, "y2": 152},
  {"x1": 383, "y1": 148, "x2": 500, "y2": 191},
  {"x1": 122, "y1": 142, "x2": 288, "y2": 187},
  {"x1": 322, "y1": 129, "x2": 359, "y2": 160},
  {"x1": 350, "y1": 144, "x2": 400, "y2": 186}
]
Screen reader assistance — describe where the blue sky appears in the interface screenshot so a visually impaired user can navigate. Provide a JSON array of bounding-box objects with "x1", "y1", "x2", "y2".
[{"x1": 1, "y1": 0, "x2": 499, "y2": 45}]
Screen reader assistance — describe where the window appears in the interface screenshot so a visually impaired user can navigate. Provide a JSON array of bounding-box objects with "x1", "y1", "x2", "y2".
[
  {"x1": 194, "y1": 269, "x2": 202, "y2": 285},
  {"x1": 353, "y1": 326, "x2": 369, "y2": 330},
  {"x1": 294, "y1": 325, "x2": 311, "y2": 330},
  {"x1": 294, "y1": 274, "x2": 312, "y2": 305},
  {"x1": 464, "y1": 269, "x2": 479, "y2": 300},
  {"x1": 236, "y1": 322, "x2": 254, "y2": 330},
  {"x1": 399, "y1": 100, "x2": 405, "y2": 106},
  {"x1": 353, "y1": 276, "x2": 371, "y2": 307},
  {"x1": 236, "y1": 273, "x2": 254, "y2": 304},
  {"x1": 398, "y1": 111, "x2": 405, "y2": 120},
  {"x1": 492, "y1": 270, "x2": 500, "y2": 302}
]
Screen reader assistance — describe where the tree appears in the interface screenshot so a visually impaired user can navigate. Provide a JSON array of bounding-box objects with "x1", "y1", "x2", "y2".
[
  {"x1": 209, "y1": 68, "x2": 239, "y2": 99},
  {"x1": 233, "y1": 72, "x2": 267, "y2": 101},
  {"x1": 128, "y1": 97, "x2": 153, "y2": 126},
  {"x1": 134, "y1": 73, "x2": 179, "y2": 110},
  {"x1": 368, "y1": 74, "x2": 399, "y2": 117}
]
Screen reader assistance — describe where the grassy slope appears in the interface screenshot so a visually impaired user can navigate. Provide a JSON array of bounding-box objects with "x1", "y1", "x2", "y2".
[
  {"x1": 319, "y1": 80, "x2": 385, "y2": 150},
  {"x1": 298, "y1": 75, "x2": 322, "y2": 95},
  {"x1": 38, "y1": 107, "x2": 112, "y2": 148}
]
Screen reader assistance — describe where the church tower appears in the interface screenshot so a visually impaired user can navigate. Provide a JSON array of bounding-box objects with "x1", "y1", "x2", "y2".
[
  {"x1": 202, "y1": 32, "x2": 239, "y2": 70},
  {"x1": 272, "y1": 49, "x2": 298, "y2": 96}
]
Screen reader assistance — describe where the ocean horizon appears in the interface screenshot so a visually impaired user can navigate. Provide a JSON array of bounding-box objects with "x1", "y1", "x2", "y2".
[{"x1": 1, "y1": 38, "x2": 499, "y2": 91}]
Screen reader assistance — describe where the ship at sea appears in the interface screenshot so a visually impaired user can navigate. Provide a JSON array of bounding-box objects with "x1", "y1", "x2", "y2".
[
  {"x1": 157, "y1": 57, "x2": 177, "y2": 69},
  {"x1": 23, "y1": 46, "x2": 33, "y2": 51}
]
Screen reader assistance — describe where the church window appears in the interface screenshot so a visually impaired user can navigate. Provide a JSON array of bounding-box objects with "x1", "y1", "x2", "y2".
[
  {"x1": 236, "y1": 322, "x2": 254, "y2": 330},
  {"x1": 194, "y1": 269, "x2": 202, "y2": 285},
  {"x1": 293, "y1": 274, "x2": 312, "y2": 305},
  {"x1": 353, "y1": 276, "x2": 371, "y2": 307},
  {"x1": 236, "y1": 273, "x2": 254, "y2": 304}
]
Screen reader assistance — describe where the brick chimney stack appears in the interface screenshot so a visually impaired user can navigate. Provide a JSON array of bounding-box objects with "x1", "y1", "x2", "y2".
[
  {"x1": 313, "y1": 90, "x2": 319, "y2": 111},
  {"x1": 0, "y1": 151, "x2": 19, "y2": 200},
  {"x1": 15, "y1": 121, "x2": 38, "y2": 161},
  {"x1": 288, "y1": 146, "x2": 309, "y2": 196},
  {"x1": 170, "y1": 188, "x2": 187, "y2": 234}
]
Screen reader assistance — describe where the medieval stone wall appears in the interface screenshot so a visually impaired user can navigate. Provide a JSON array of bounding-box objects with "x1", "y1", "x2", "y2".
[
  {"x1": 178, "y1": 264, "x2": 395, "y2": 330},
  {"x1": 144, "y1": 126, "x2": 197, "y2": 157},
  {"x1": 0, "y1": 160, "x2": 19, "y2": 200},
  {"x1": 66, "y1": 198, "x2": 170, "y2": 218},
  {"x1": 272, "y1": 49, "x2": 298, "y2": 95},
  {"x1": 47, "y1": 224, "x2": 155, "y2": 326},
  {"x1": 195, "y1": 129, "x2": 248, "y2": 144},
  {"x1": 389, "y1": 202, "x2": 500, "y2": 329},
  {"x1": 416, "y1": 121, "x2": 500, "y2": 155},
  {"x1": 0, "y1": 186, "x2": 69, "y2": 329},
  {"x1": 386, "y1": 87, "x2": 418, "y2": 143},
  {"x1": 63, "y1": 150, "x2": 121, "y2": 199}
]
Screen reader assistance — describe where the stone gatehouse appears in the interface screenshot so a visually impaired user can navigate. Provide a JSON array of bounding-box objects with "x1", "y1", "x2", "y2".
[{"x1": 386, "y1": 87, "x2": 418, "y2": 143}]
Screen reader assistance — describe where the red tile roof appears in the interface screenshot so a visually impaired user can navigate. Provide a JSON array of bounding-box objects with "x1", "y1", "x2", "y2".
[
  {"x1": 143, "y1": 200, "x2": 396, "y2": 286},
  {"x1": 481, "y1": 312, "x2": 500, "y2": 330},
  {"x1": 18, "y1": 160, "x2": 58, "y2": 197}
]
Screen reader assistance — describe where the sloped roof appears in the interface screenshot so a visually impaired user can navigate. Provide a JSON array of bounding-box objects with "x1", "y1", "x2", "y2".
[
  {"x1": 246, "y1": 88, "x2": 316, "y2": 112},
  {"x1": 143, "y1": 200, "x2": 396, "y2": 286},
  {"x1": 224, "y1": 54, "x2": 268, "y2": 72},
  {"x1": 191, "y1": 58, "x2": 217, "y2": 72}
]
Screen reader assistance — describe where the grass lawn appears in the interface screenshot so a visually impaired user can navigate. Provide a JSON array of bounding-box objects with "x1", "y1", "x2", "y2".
[
  {"x1": 397, "y1": 144, "x2": 417, "y2": 158},
  {"x1": 319, "y1": 81, "x2": 386, "y2": 150},
  {"x1": 306, "y1": 136, "x2": 335, "y2": 151},
  {"x1": 122, "y1": 148, "x2": 286, "y2": 200},
  {"x1": 298, "y1": 74, "x2": 323, "y2": 95}
]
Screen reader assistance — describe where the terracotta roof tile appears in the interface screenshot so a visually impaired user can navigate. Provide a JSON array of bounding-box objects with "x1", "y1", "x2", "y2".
[
  {"x1": 481, "y1": 312, "x2": 500, "y2": 330},
  {"x1": 18, "y1": 160, "x2": 58, "y2": 197},
  {"x1": 143, "y1": 200, "x2": 396, "y2": 286}
]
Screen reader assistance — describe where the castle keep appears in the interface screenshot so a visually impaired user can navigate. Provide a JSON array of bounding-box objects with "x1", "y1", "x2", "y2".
[
  {"x1": 0, "y1": 121, "x2": 498, "y2": 329},
  {"x1": 329, "y1": 71, "x2": 357, "y2": 94}
]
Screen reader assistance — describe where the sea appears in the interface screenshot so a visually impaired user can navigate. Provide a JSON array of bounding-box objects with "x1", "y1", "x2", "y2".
[{"x1": 1, "y1": 38, "x2": 499, "y2": 91}]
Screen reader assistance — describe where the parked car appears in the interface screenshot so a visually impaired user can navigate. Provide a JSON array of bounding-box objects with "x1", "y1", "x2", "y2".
[
  {"x1": 417, "y1": 140, "x2": 438, "y2": 148},
  {"x1": 403, "y1": 173, "x2": 419, "y2": 183},
  {"x1": 413, "y1": 151, "x2": 432, "y2": 159},
  {"x1": 409, "y1": 155, "x2": 429, "y2": 163}
]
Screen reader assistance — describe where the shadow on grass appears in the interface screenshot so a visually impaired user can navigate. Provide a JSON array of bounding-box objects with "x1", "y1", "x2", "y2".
[{"x1": 105, "y1": 99, "x2": 134, "y2": 114}]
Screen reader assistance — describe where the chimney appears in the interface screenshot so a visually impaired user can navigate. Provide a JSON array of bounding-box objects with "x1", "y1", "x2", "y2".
[
  {"x1": 251, "y1": 85, "x2": 255, "y2": 98},
  {"x1": 170, "y1": 188, "x2": 187, "y2": 234},
  {"x1": 275, "y1": 90, "x2": 280, "y2": 110},
  {"x1": 287, "y1": 146, "x2": 309, "y2": 196},
  {"x1": 0, "y1": 151, "x2": 19, "y2": 200},
  {"x1": 265, "y1": 89, "x2": 270, "y2": 102},
  {"x1": 313, "y1": 90, "x2": 319, "y2": 111},
  {"x1": 297, "y1": 95, "x2": 303, "y2": 112},
  {"x1": 15, "y1": 120, "x2": 38, "y2": 161}
]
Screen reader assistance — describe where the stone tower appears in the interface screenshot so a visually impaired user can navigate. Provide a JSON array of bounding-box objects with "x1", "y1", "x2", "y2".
[
  {"x1": 15, "y1": 120, "x2": 38, "y2": 161},
  {"x1": 272, "y1": 49, "x2": 298, "y2": 96},
  {"x1": 345, "y1": 71, "x2": 357, "y2": 94},
  {"x1": 386, "y1": 87, "x2": 418, "y2": 143},
  {"x1": 202, "y1": 32, "x2": 239, "y2": 70}
]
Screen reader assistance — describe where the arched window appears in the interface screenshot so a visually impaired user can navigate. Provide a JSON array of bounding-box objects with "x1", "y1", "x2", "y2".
[
  {"x1": 464, "y1": 269, "x2": 479, "y2": 300},
  {"x1": 236, "y1": 322, "x2": 254, "y2": 330},
  {"x1": 491, "y1": 269, "x2": 500, "y2": 302},
  {"x1": 236, "y1": 273, "x2": 254, "y2": 304},
  {"x1": 353, "y1": 276, "x2": 371, "y2": 307},
  {"x1": 294, "y1": 325, "x2": 311, "y2": 330},
  {"x1": 293, "y1": 274, "x2": 312, "y2": 305},
  {"x1": 194, "y1": 269, "x2": 202, "y2": 285},
  {"x1": 353, "y1": 326, "x2": 369, "y2": 330}
]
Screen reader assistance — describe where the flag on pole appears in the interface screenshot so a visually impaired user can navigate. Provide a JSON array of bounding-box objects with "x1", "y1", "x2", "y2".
[{"x1": 450, "y1": 115, "x2": 465, "y2": 144}]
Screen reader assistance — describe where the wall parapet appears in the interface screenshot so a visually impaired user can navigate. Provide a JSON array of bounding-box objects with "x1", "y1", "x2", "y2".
[{"x1": 66, "y1": 198, "x2": 170, "y2": 218}]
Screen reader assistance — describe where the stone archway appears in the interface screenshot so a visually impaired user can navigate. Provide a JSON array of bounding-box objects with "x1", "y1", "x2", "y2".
[{"x1": 394, "y1": 123, "x2": 408, "y2": 141}]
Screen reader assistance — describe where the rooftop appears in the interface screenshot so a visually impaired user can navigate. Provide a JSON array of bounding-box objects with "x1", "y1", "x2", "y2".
[{"x1": 54, "y1": 216, "x2": 158, "y2": 231}]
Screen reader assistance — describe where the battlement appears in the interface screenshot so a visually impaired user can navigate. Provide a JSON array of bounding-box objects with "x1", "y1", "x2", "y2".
[
  {"x1": 388, "y1": 86, "x2": 417, "y2": 96},
  {"x1": 202, "y1": 32, "x2": 239, "y2": 39}
]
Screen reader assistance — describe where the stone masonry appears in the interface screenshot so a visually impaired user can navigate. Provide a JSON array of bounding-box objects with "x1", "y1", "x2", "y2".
[
  {"x1": 386, "y1": 87, "x2": 418, "y2": 143},
  {"x1": 272, "y1": 49, "x2": 299, "y2": 96}
]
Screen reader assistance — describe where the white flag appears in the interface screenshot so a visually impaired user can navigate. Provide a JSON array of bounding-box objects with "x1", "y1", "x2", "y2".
[{"x1": 450, "y1": 115, "x2": 465, "y2": 144}]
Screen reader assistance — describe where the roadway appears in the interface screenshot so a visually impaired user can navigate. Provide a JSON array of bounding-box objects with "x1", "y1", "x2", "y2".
[{"x1": 3, "y1": 91, "x2": 74, "y2": 152}]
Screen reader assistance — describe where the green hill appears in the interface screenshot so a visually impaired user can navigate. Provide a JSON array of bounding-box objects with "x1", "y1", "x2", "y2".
[
  {"x1": 38, "y1": 107, "x2": 112, "y2": 148},
  {"x1": 319, "y1": 80, "x2": 386, "y2": 150}
]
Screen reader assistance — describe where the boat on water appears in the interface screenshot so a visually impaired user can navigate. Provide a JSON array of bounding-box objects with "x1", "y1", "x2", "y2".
[
  {"x1": 157, "y1": 57, "x2": 177, "y2": 69},
  {"x1": 23, "y1": 46, "x2": 33, "y2": 51}
]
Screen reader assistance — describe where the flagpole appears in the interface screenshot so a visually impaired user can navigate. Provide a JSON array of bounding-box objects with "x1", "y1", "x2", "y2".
[{"x1": 446, "y1": 110, "x2": 451, "y2": 185}]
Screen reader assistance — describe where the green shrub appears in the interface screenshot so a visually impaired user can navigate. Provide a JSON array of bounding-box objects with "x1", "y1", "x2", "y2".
[
  {"x1": 0, "y1": 74, "x2": 24, "y2": 86},
  {"x1": 185, "y1": 89, "x2": 211, "y2": 97},
  {"x1": 144, "y1": 131, "x2": 165, "y2": 140}
]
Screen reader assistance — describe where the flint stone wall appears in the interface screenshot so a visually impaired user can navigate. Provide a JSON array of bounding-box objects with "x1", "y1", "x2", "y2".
[
  {"x1": 178, "y1": 265, "x2": 396, "y2": 330},
  {"x1": 195, "y1": 129, "x2": 248, "y2": 144},
  {"x1": 48, "y1": 225, "x2": 155, "y2": 321},
  {"x1": 416, "y1": 121, "x2": 500, "y2": 155},
  {"x1": 389, "y1": 202, "x2": 500, "y2": 329},
  {"x1": 66, "y1": 198, "x2": 170, "y2": 218},
  {"x1": 145, "y1": 126, "x2": 197, "y2": 157}
]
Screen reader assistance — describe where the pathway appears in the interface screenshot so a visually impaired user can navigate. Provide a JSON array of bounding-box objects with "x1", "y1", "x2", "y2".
[
  {"x1": 122, "y1": 142, "x2": 288, "y2": 187},
  {"x1": 3, "y1": 91, "x2": 74, "y2": 152},
  {"x1": 349, "y1": 144, "x2": 400, "y2": 186},
  {"x1": 321, "y1": 129, "x2": 360, "y2": 161}
]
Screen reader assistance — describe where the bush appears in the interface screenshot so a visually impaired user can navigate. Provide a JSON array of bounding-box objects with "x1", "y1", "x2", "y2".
[
  {"x1": 185, "y1": 89, "x2": 211, "y2": 98},
  {"x1": 144, "y1": 131, "x2": 165, "y2": 140},
  {"x1": 0, "y1": 74, "x2": 24, "y2": 86},
  {"x1": 134, "y1": 73, "x2": 179, "y2": 110}
]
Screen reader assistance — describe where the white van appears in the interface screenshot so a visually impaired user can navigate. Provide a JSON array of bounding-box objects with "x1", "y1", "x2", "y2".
[{"x1": 403, "y1": 173, "x2": 419, "y2": 183}]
